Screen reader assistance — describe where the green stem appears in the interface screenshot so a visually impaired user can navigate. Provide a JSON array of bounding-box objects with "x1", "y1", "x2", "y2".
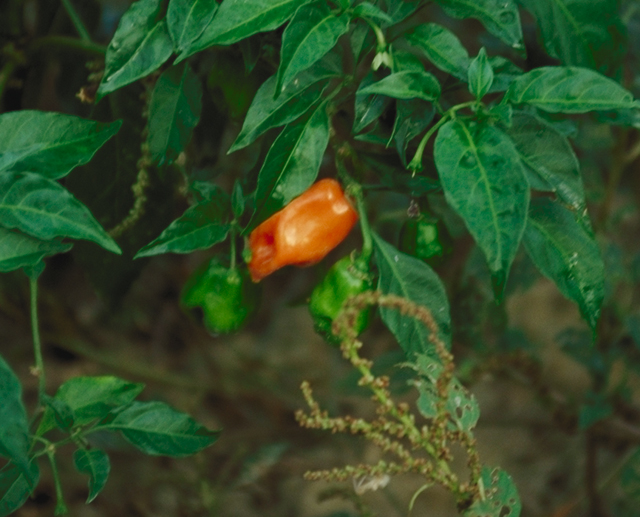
[
  {"x1": 354, "y1": 186, "x2": 373, "y2": 262},
  {"x1": 47, "y1": 449, "x2": 69, "y2": 516},
  {"x1": 60, "y1": 0, "x2": 91, "y2": 42},
  {"x1": 30, "y1": 277, "x2": 46, "y2": 403},
  {"x1": 230, "y1": 225, "x2": 237, "y2": 270},
  {"x1": 29, "y1": 35, "x2": 106, "y2": 56},
  {"x1": 408, "y1": 115, "x2": 451, "y2": 173}
]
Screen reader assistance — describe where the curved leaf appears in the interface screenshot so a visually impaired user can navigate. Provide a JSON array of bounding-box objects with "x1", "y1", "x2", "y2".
[
  {"x1": 0, "y1": 461, "x2": 40, "y2": 517},
  {"x1": 0, "y1": 227, "x2": 71, "y2": 273},
  {"x1": 505, "y1": 66, "x2": 638, "y2": 113},
  {"x1": 167, "y1": 0, "x2": 218, "y2": 54},
  {"x1": 404, "y1": 23, "x2": 470, "y2": 80},
  {"x1": 148, "y1": 62, "x2": 202, "y2": 165},
  {"x1": 97, "y1": 0, "x2": 173, "y2": 99},
  {"x1": 247, "y1": 102, "x2": 329, "y2": 230},
  {"x1": 434, "y1": 120, "x2": 529, "y2": 297},
  {"x1": 73, "y1": 449, "x2": 110, "y2": 504},
  {"x1": 276, "y1": 2, "x2": 349, "y2": 93},
  {"x1": 523, "y1": 198, "x2": 604, "y2": 330},
  {"x1": 0, "y1": 111, "x2": 121, "y2": 179},
  {"x1": 468, "y1": 47, "x2": 493, "y2": 99},
  {"x1": 373, "y1": 233, "x2": 451, "y2": 356},
  {"x1": 357, "y1": 70, "x2": 441, "y2": 101},
  {"x1": 0, "y1": 172, "x2": 121, "y2": 254}
]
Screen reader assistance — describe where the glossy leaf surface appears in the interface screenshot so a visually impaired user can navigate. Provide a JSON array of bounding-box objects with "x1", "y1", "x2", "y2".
[
  {"x1": 167, "y1": 0, "x2": 218, "y2": 54},
  {"x1": 523, "y1": 198, "x2": 604, "y2": 330},
  {"x1": 73, "y1": 449, "x2": 110, "y2": 503},
  {"x1": 404, "y1": 23, "x2": 470, "y2": 80},
  {"x1": 247, "y1": 103, "x2": 329, "y2": 230},
  {"x1": 97, "y1": 0, "x2": 173, "y2": 98},
  {"x1": 373, "y1": 234, "x2": 451, "y2": 356},
  {"x1": 148, "y1": 62, "x2": 202, "y2": 165},
  {"x1": 505, "y1": 66, "x2": 638, "y2": 113},
  {"x1": 468, "y1": 47, "x2": 493, "y2": 99},
  {"x1": 0, "y1": 228, "x2": 71, "y2": 272},
  {"x1": 0, "y1": 172, "x2": 121, "y2": 254},
  {"x1": 434, "y1": 120, "x2": 528, "y2": 296},
  {"x1": 357, "y1": 71, "x2": 441, "y2": 101},
  {"x1": 276, "y1": 2, "x2": 349, "y2": 93},
  {"x1": 0, "y1": 111, "x2": 121, "y2": 179},
  {"x1": 96, "y1": 401, "x2": 220, "y2": 457}
]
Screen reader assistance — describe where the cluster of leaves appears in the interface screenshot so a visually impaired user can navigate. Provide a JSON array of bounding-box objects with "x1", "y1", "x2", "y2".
[{"x1": 2, "y1": 0, "x2": 640, "y2": 515}]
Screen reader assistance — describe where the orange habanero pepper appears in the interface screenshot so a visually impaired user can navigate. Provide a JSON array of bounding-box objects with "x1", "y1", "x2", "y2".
[{"x1": 248, "y1": 178, "x2": 358, "y2": 282}]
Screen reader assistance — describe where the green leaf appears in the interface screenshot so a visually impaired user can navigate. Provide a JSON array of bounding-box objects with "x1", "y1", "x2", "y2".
[
  {"x1": 373, "y1": 233, "x2": 451, "y2": 356},
  {"x1": 463, "y1": 466, "x2": 521, "y2": 517},
  {"x1": 0, "y1": 354, "x2": 31, "y2": 485},
  {"x1": 468, "y1": 47, "x2": 493, "y2": 99},
  {"x1": 434, "y1": 0, "x2": 523, "y2": 50},
  {"x1": 385, "y1": 0, "x2": 421, "y2": 23},
  {"x1": 229, "y1": 59, "x2": 337, "y2": 152},
  {"x1": 42, "y1": 395, "x2": 75, "y2": 432},
  {"x1": 404, "y1": 23, "x2": 470, "y2": 80},
  {"x1": 148, "y1": 62, "x2": 202, "y2": 165},
  {"x1": 276, "y1": 2, "x2": 350, "y2": 94},
  {"x1": 180, "y1": 0, "x2": 302, "y2": 59},
  {"x1": 352, "y1": 3, "x2": 394, "y2": 24},
  {"x1": 523, "y1": 198, "x2": 604, "y2": 330},
  {"x1": 505, "y1": 66, "x2": 638, "y2": 113},
  {"x1": 488, "y1": 56, "x2": 523, "y2": 93},
  {"x1": 135, "y1": 186, "x2": 231, "y2": 257},
  {"x1": 167, "y1": 0, "x2": 218, "y2": 54},
  {"x1": 414, "y1": 353, "x2": 480, "y2": 431},
  {"x1": 97, "y1": 0, "x2": 173, "y2": 99},
  {"x1": 0, "y1": 171, "x2": 121, "y2": 254},
  {"x1": 391, "y1": 98, "x2": 435, "y2": 166},
  {"x1": 231, "y1": 181, "x2": 245, "y2": 219},
  {"x1": 434, "y1": 120, "x2": 528, "y2": 297},
  {"x1": 0, "y1": 111, "x2": 122, "y2": 179},
  {"x1": 73, "y1": 449, "x2": 110, "y2": 503},
  {"x1": 506, "y1": 111, "x2": 586, "y2": 218},
  {"x1": 357, "y1": 71, "x2": 441, "y2": 101},
  {"x1": 37, "y1": 376, "x2": 144, "y2": 436},
  {"x1": 96, "y1": 401, "x2": 220, "y2": 457},
  {"x1": 246, "y1": 103, "x2": 329, "y2": 231},
  {"x1": 0, "y1": 461, "x2": 40, "y2": 517},
  {"x1": 518, "y1": 0, "x2": 624, "y2": 70},
  {"x1": 353, "y1": 72, "x2": 393, "y2": 134},
  {"x1": 0, "y1": 227, "x2": 71, "y2": 273}
]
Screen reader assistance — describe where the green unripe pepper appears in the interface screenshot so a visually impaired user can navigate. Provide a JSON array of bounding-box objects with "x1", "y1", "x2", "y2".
[
  {"x1": 309, "y1": 253, "x2": 374, "y2": 344},
  {"x1": 181, "y1": 258, "x2": 260, "y2": 334},
  {"x1": 399, "y1": 214, "x2": 451, "y2": 267}
]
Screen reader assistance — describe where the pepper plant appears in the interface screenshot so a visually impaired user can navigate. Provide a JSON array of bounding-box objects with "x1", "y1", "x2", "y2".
[{"x1": 1, "y1": 0, "x2": 640, "y2": 515}]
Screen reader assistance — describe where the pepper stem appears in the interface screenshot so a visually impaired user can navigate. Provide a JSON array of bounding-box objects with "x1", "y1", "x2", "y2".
[{"x1": 354, "y1": 186, "x2": 373, "y2": 263}]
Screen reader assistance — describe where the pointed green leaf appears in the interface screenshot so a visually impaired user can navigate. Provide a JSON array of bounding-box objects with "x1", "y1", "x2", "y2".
[
  {"x1": 357, "y1": 71, "x2": 441, "y2": 101},
  {"x1": 180, "y1": 0, "x2": 302, "y2": 59},
  {"x1": 468, "y1": 47, "x2": 493, "y2": 99},
  {"x1": 247, "y1": 103, "x2": 329, "y2": 230},
  {"x1": 148, "y1": 62, "x2": 202, "y2": 165},
  {"x1": 391, "y1": 98, "x2": 435, "y2": 166},
  {"x1": 523, "y1": 198, "x2": 604, "y2": 330},
  {"x1": 231, "y1": 181, "x2": 245, "y2": 219},
  {"x1": 135, "y1": 187, "x2": 231, "y2": 257},
  {"x1": 42, "y1": 395, "x2": 75, "y2": 432},
  {"x1": 73, "y1": 449, "x2": 110, "y2": 503},
  {"x1": 434, "y1": 120, "x2": 529, "y2": 296},
  {"x1": 385, "y1": 0, "x2": 421, "y2": 23},
  {"x1": 351, "y1": 2, "x2": 394, "y2": 24},
  {"x1": 0, "y1": 228, "x2": 71, "y2": 273},
  {"x1": 167, "y1": 0, "x2": 218, "y2": 54},
  {"x1": 0, "y1": 171, "x2": 121, "y2": 254},
  {"x1": 505, "y1": 66, "x2": 638, "y2": 113},
  {"x1": 518, "y1": 0, "x2": 624, "y2": 69},
  {"x1": 97, "y1": 0, "x2": 173, "y2": 99},
  {"x1": 404, "y1": 23, "x2": 470, "y2": 80},
  {"x1": 0, "y1": 111, "x2": 121, "y2": 179},
  {"x1": 353, "y1": 72, "x2": 393, "y2": 134},
  {"x1": 0, "y1": 461, "x2": 40, "y2": 517},
  {"x1": 0, "y1": 354, "x2": 30, "y2": 484},
  {"x1": 37, "y1": 376, "x2": 144, "y2": 436},
  {"x1": 507, "y1": 111, "x2": 586, "y2": 217},
  {"x1": 488, "y1": 56, "x2": 522, "y2": 93},
  {"x1": 95, "y1": 401, "x2": 220, "y2": 457},
  {"x1": 434, "y1": 0, "x2": 523, "y2": 50},
  {"x1": 276, "y1": 2, "x2": 349, "y2": 93},
  {"x1": 229, "y1": 59, "x2": 337, "y2": 152},
  {"x1": 463, "y1": 466, "x2": 521, "y2": 517},
  {"x1": 373, "y1": 233, "x2": 451, "y2": 356}
]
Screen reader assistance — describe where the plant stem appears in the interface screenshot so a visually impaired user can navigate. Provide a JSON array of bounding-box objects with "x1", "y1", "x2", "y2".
[
  {"x1": 60, "y1": 0, "x2": 91, "y2": 42},
  {"x1": 30, "y1": 277, "x2": 46, "y2": 402},
  {"x1": 354, "y1": 186, "x2": 373, "y2": 262},
  {"x1": 47, "y1": 448, "x2": 69, "y2": 516},
  {"x1": 230, "y1": 225, "x2": 237, "y2": 270},
  {"x1": 408, "y1": 115, "x2": 450, "y2": 173}
]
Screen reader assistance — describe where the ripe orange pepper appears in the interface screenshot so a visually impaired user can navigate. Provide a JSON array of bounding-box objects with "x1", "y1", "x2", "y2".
[{"x1": 248, "y1": 178, "x2": 358, "y2": 281}]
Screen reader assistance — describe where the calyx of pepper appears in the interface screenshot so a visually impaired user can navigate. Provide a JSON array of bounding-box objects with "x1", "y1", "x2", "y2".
[
  {"x1": 247, "y1": 179, "x2": 358, "y2": 281},
  {"x1": 309, "y1": 252, "x2": 374, "y2": 345}
]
